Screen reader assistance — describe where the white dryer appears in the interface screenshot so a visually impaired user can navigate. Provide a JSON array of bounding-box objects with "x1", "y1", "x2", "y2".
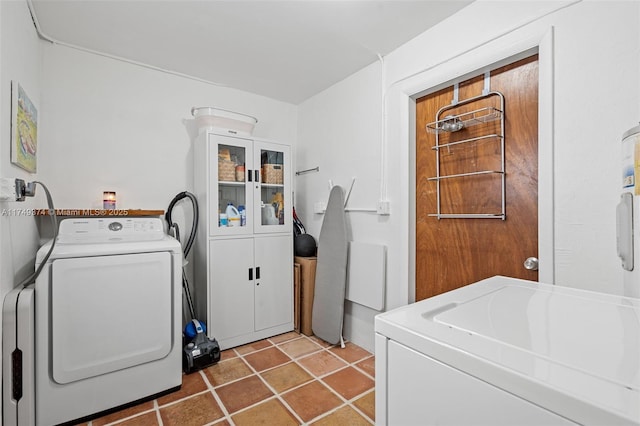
[{"x1": 3, "y1": 217, "x2": 183, "y2": 425}]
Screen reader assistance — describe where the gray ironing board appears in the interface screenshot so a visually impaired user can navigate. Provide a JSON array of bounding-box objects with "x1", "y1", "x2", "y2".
[{"x1": 312, "y1": 185, "x2": 348, "y2": 345}]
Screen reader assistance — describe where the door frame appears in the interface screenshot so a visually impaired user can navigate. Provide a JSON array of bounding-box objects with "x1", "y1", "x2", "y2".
[{"x1": 389, "y1": 27, "x2": 555, "y2": 303}]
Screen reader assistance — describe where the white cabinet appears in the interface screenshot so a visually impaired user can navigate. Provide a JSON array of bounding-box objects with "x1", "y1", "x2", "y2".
[
  {"x1": 194, "y1": 130, "x2": 293, "y2": 349},
  {"x1": 208, "y1": 236, "x2": 292, "y2": 347}
]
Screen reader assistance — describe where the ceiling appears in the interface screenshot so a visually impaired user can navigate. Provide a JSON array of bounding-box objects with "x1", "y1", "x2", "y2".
[{"x1": 29, "y1": 1, "x2": 473, "y2": 104}]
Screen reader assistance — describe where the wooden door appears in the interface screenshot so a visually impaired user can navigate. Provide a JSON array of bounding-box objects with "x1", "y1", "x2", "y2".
[{"x1": 415, "y1": 55, "x2": 539, "y2": 301}]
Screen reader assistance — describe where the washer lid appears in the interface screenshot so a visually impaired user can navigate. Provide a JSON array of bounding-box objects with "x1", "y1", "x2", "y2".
[
  {"x1": 375, "y1": 276, "x2": 640, "y2": 425},
  {"x1": 434, "y1": 284, "x2": 639, "y2": 391}
]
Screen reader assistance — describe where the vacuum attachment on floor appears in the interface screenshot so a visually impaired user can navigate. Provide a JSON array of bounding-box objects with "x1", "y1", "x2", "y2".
[{"x1": 182, "y1": 320, "x2": 220, "y2": 374}]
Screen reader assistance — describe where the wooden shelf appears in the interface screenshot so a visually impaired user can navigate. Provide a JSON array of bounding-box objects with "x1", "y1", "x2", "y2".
[{"x1": 35, "y1": 209, "x2": 164, "y2": 217}]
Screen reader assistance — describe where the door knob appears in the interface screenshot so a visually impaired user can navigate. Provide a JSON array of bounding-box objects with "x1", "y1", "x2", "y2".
[{"x1": 524, "y1": 257, "x2": 539, "y2": 271}]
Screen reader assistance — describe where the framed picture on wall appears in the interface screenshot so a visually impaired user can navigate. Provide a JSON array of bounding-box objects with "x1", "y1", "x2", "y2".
[{"x1": 11, "y1": 80, "x2": 38, "y2": 173}]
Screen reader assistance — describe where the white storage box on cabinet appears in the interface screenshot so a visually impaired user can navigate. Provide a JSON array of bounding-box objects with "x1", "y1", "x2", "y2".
[
  {"x1": 193, "y1": 130, "x2": 294, "y2": 349},
  {"x1": 191, "y1": 107, "x2": 258, "y2": 136}
]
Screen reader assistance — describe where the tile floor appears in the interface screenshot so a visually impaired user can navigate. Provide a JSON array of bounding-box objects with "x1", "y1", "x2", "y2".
[{"x1": 81, "y1": 332, "x2": 375, "y2": 426}]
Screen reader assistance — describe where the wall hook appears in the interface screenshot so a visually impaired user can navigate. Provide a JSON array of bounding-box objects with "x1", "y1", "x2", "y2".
[{"x1": 295, "y1": 166, "x2": 319, "y2": 176}]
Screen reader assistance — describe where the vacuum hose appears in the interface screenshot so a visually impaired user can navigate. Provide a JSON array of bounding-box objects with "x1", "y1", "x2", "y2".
[{"x1": 165, "y1": 191, "x2": 199, "y2": 323}]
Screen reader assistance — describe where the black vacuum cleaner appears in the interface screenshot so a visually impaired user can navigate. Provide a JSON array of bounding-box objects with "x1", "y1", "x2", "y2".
[{"x1": 166, "y1": 191, "x2": 221, "y2": 374}]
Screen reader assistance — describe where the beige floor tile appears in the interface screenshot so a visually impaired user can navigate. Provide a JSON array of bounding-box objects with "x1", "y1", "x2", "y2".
[
  {"x1": 329, "y1": 342, "x2": 371, "y2": 364},
  {"x1": 157, "y1": 372, "x2": 207, "y2": 406},
  {"x1": 159, "y1": 392, "x2": 224, "y2": 426},
  {"x1": 114, "y1": 411, "x2": 160, "y2": 426},
  {"x1": 281, "y1": 381, "x2": 342, "y2": 423},
  {"x1": 355, "y1": 356, "x2": 375, "y2": 378},
  {"x1": 220, "y1": 348, "x2": 237, "y2": 360},
  {"x1": 308, "y1": 335, "x2": 333, "y2": 348},
  {"x1": 311, "y1": 405, "x2": 372, "y2": 425},
  {"x1": 81, "y1": 337, "x2": 375, "y2": 426},
  {"x1": 234, "y1": 339, "x2": 272, "y2": 355},
  {"x1": 215, "y1": 375, "x2": 274, "y2": 414},
  {"x1": 322, "y1": 366, "x2": 374, "y2": 400},
  {"x1": 231, "y1": 398, "x2": 299, "y2": 426},
  {"x1": 261, "y1": 361, "x2": 313, "y2": 393},
  {"x1": 269, "y1": 331, "x2": 301, "y2": 344},
  {"x1": 298, "y1": 350, "x2": 348, "y2": 377},
  {"x1": 203, "y1": 357, "x2": 253, "y2": 387},
  {"x1": 353, "y1": 390, "x2": 375, "y2": 421},
  {"x1": 243, "y1": 346, "x2": 291, "y2": 372},
  {"x1": 278, "y1": 337, "x2": 322, "y2": 359}
]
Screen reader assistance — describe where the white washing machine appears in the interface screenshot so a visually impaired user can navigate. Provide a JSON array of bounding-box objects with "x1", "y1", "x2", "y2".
[
  {"x1": 3, "y1": 217, "x2": 183, "y2": 425},
  {"x1": 375, "y1": 276, "x2": 640, "y2": 426}
]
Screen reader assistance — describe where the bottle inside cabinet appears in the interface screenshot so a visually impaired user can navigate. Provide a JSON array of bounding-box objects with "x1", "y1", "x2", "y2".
[
  {"x1": 218, "y1": 143, "x2": 248, "y2": 228},
  {"x1": 260, "y1": 149, "x2": 286, "y2": 226}
]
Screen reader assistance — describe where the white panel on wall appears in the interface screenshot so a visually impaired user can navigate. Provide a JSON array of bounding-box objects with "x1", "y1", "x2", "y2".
[{"x1": 346, "y1": 241, "x2": 386, "y2": 311}]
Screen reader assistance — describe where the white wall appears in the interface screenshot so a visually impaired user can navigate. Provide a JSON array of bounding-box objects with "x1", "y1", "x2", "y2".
[
  {"x1": 39, "y1": 44, "x2": 297, "y2": 209},
  {"x1": 0, "y1": 0, "x2": 43, "y2": 420},
  {"x1": 297, "y1": 0, "x2": 640, "y2": 352},
  {"x1": 0, "y1": 0, "x2": 43, "y2": 287}
]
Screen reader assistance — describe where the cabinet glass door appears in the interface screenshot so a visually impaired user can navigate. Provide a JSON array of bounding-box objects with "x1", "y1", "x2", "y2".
[
  {"x1": 211, "y1": 135, "x2": 253, "y2": 236},
  {"x1": 254, "y1": 142, "x2": 291, "y2": 234}
]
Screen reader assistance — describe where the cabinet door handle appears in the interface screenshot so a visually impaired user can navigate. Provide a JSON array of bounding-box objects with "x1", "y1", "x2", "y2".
[
  {"x1": 248, "y1": 170, "x2": 252, "y2": 182},
  {"x1": 255, "y1": 170, "x2": 260, "y2": 183},
  {"x1": 256, "y1": 266, "x2": 261, "y2": 279},
  {"x1": 248, "y1": 268, "x2": 253, "y2": 281}
]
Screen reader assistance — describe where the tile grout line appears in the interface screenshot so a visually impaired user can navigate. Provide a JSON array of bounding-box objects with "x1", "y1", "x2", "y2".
[
  {"x1": 347, "y1": 388, "x2": 376, "y2": 424},
  {"x1": 195, "y1": 343, "x2": 291, "y2": 424},
  {"x1": 345, "y1": 387, "x2": 376, "y2": 424},
  {"x1": 197, "y1": 366, "x2": 234, "y2": 424},
  {"x1": 294, "y1": 335, "x2": 375, "y2": 425},
  {"x1": 234, "y1": 342, "x2": 307, "y2": 425},
  {"x1": 234, "y1": 333, "x2": 365, "y2": 425},
  {"x1": 335, "y1": 349, "x2": 376, "y2": 424},
  {"x1": 285, "y1": 339, "x2": 359, "y2": 425},
  {"x1": 154, "y1": 399, "x2": 164, "y2": 426},
  {"x1": 98, "y1": 405, "x2": 159, "y2": 426},
  {"x1": 89, "y1": 333, "x2": 374, "y2": 426}
]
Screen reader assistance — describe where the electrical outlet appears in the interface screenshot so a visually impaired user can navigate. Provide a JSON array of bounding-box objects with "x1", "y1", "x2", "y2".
[
  {"x1": 0, "y1": 178, "x2": 18, "y2": 201},
  {"x1": 377, "y1": 200, "x2": 390, "y2": 215},
  {"x1": 0, "y1": 178, "x2": 29, "y2": 201},
  {"x1": 15, "y1": 179, "x2": 27, "y2": 201}
]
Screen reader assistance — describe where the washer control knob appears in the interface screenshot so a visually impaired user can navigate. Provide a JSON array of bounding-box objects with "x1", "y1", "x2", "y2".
[{"x1": 108, "y1": 222, "x2": 123, "y2": 231}]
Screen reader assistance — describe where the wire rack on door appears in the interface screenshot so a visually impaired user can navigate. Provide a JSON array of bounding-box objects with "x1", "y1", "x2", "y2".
[{"x1": 425, "y1": 91, "x2": 506, "y2": 220}]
